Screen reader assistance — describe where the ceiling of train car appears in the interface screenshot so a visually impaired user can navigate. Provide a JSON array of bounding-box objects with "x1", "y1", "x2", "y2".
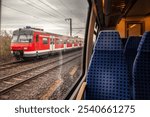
[
  {"x1": 94, "y1": 0, "x2": 137, "y2": 28},
  {"x1": 126, "y1": 0, "x2": 150, "y2": 17}
]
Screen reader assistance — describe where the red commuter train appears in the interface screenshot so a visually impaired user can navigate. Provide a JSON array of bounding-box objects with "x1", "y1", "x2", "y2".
[{"x1": 10, "y1": 26, "x2": 83, "y2": 60}]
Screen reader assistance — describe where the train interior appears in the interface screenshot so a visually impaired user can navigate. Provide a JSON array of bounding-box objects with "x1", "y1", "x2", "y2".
[
  {"x1": 0, "y1": 0, "x2": 150, "y2": 100},
  {"x1": 67, "y1": 0, "x2": 150, "y2": 100}
]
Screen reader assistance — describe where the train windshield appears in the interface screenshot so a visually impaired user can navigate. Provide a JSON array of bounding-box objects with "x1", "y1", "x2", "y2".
[
  {"x1": 12, "y1": 35, "x2": 33, "y2": 43},
  {"x1": 11, "y1": 35, "x2": 18, "y2": 42}
]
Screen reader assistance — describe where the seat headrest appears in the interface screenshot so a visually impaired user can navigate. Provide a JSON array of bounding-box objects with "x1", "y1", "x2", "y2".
[
  {"x1": 137, "y1": 31, "x2": 150, "y2": 52},
  {"x1": 94, "y1": 30, "x2": 122, "y2": 50}
]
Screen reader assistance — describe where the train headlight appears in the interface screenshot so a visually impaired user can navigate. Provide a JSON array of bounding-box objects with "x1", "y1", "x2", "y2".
[{"x1": 24, "y1": 47, "x2": 28, "y2": 50}]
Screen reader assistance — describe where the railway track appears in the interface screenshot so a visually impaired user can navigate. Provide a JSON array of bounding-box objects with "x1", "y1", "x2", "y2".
[
  {"x1": 0, "y1": 53, "x2": 81, "y2": 97},
  {"x1": 0, "y1": 50, "x2": 81, "y2": 71},
  {"x1": 0, "y1": 61, "x2": 19, "y2": 67},
  {"x1": 0, "y1": 61, "x2": 24, "y2": 71},
  {"x1": 0, "y1": 56, "x2": 53, "y2": 71}
]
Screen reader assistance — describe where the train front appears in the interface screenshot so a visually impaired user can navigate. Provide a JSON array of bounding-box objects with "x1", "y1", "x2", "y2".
[{"x1": 10, "y1": 29, "x2": 33, "y2": 60}]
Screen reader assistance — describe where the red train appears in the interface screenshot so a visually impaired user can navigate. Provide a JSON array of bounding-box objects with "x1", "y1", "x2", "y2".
[{"x1": 10, "y1": 26, "x2": 83, "y2": 60}]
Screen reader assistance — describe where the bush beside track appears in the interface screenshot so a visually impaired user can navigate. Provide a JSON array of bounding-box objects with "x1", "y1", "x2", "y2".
[{"x1": 0, "y1": 31, "x2": 12, "y2": 62}]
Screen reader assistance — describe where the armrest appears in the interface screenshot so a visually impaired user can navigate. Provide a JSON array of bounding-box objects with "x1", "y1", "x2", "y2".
[{"x1": 76, "y1": 82, "x2": 87, "y2": 100}]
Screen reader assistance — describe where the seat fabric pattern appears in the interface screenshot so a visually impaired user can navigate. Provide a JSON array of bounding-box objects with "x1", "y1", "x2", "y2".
[
  {"x1": 86, "y1": 30, "x2": 130, "y2": 100},
  {"x1": 133, "y1": 31, "x2": 150, "y2": 99}
]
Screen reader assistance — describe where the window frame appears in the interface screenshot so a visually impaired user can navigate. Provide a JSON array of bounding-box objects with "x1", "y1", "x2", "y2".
[{"x1": 64, "y1": 0, "x2": 91, "y2": 100}]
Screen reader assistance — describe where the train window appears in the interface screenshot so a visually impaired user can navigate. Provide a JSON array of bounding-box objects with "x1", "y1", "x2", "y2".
[
  {"x1": 11, "y1": 35, "x2": 18, "y2": 42},
  {"x1": 43, "y1": 37, "x2": 48, "y2": 44},
  {"x1": 93, "y1": 34, "x2": 97, "y2": 43},
  {"x1": 19, "y1": 35, "x2": 33, "y2": 43},
  {"x1": 60, "y1": 39, "x2": 63, "y2": 44},
  {"x1": 56, "y1": 39, "x2": 59, "y2": 44},
  {"x1": 67, "y1": 39, "x2": 72, "y2": 44},
  {"x1": 11, "y1": 35, "x2": 33, "y2": 43},
  {"x1": 93, "y1": 22, "x2": 99, "y2": 44},
  {"x1": 1, "y1": 0, "x2": 88, "y2": 100}
]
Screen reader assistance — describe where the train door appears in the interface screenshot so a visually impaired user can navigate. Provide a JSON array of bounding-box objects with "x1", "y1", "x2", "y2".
[
  {"x1": 64, "y1": 39, "x2": 67, "y2": 50},
  {"x1": 35, "y1": 35, "x2": 39, "y2": 56},
  {"x1": 72, "y1": 40, "x2": 74, "y2": 48},
  {"x1": 50, "y1": 36, "x2": 55, "y2": 51}
]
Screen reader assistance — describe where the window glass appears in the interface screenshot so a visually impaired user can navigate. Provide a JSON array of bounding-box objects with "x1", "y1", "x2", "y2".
[
  {"x1": 67, "y1": 39, "x2": 73, "y2": 44},
  {"x1": 56, "y1": 39, "x2": 64, "y2": 44},
  {"x1": 19, "y1": 35, "x2": 32, "y2": 43},
  {"x1": 1, "y1": 0, "x2": 88, "y2": 100},
  {"x1": 43, "y1": 37, "x2": 48, "y2": 44},
  {"x1": 11, "y1": 35, "x2": 33, "y2": 43},
  {"x1": 93, "y1": 22, "x2": 99, "y2": 44},
  {"x1": 11, "y1": 35, "x2": 18, "y2": 42}
]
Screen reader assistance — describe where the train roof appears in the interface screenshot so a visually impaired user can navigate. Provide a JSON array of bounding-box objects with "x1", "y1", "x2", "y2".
[{"x1": 13, "y1": 27, "x2": 83, "y2": 40}]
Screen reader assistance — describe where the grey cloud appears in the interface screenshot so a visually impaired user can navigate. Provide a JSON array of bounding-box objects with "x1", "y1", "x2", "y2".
[{"x1": 1, "y1": 0, "x2": 88, "y2": 37}]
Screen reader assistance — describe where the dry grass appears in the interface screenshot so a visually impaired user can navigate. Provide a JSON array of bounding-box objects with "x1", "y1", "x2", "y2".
[{"x1": 0, "y1": 31, "x2": 12, "y2": 60}]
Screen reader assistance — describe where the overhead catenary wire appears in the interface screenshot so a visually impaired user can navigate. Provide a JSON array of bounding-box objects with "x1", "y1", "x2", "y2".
[
  {"x1": 2, "y1": 4, "x2": 39, "y2": 19},
  {"x1": 58, "y1": 0, "x2": 74, "y2": 16},
  {"x1": 73, "y1": 30, "x2": 83, "y2": 37},
  {"x1": 57, "y1": 0, "x2": 84, "y2": 26},
  {"x1": 22, "y1": 0, "x2": 66, "y2": 24},
  {"x1": 2, "y1": 4, "x2": 67, "y2": 28},
  {"x1": 24, "y1": 0, "x2": 83, "y2": 28},
  {"x1": 2, "y1": 0, "x2": 86, "y2": 37},
  {"x1": 22, "y1": 0, "x2": 56, "y2": 18},
  {"x1": 38, "y1": 0, "x2": 67, "y2": 19},
  {"x1": 57, "y1": 0, "x2": 77, "y2": 24}
]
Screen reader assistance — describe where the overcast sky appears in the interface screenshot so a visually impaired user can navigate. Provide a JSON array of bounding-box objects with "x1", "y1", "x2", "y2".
[{"x1": 1, "y1": 0, "x2": 88, "y2": 38}]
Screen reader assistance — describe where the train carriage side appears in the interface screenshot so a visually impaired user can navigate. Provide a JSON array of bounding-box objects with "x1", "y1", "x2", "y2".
[
  {"x1": 53, "y1": 35, "x2": 65, "y2": 52},
  {"x1": 66, "y1": 38, "x2": 73, "y2": 50},
  {"x1": 74, "y1": 38, "x2": 78, "y2": 48},
  {"x1": 11, "y1": 27, "x2": 83, "y2": 60},
  {"x1": 33, "y1": 31, "x2": 51, "y2": 56}
]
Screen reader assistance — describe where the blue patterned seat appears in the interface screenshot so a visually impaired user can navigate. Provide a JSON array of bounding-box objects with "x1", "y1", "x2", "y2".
[
  {"x1": 124, "y1": 36, "x2": 141, "y2": 78},
  {"x1": 133, "y1": 31, "x2": 150, "y2": 99},
  {"x1": 86, "y1": 30, "x2": 130, "y2": 100}
]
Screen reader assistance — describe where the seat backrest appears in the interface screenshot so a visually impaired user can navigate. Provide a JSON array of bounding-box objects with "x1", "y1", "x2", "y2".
[
  {"x1": 86, "y1": 30, "x2": 130, "y2": 100},
  {"x1": 133, "y1": 31, "x2": 150, "y2": 99},
  {"x1": 121, "y1": 38, "x2": 127, "y2": 47},
  {"x1": 124, "y1": 36, "x2": 141, "y2": 75}
]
